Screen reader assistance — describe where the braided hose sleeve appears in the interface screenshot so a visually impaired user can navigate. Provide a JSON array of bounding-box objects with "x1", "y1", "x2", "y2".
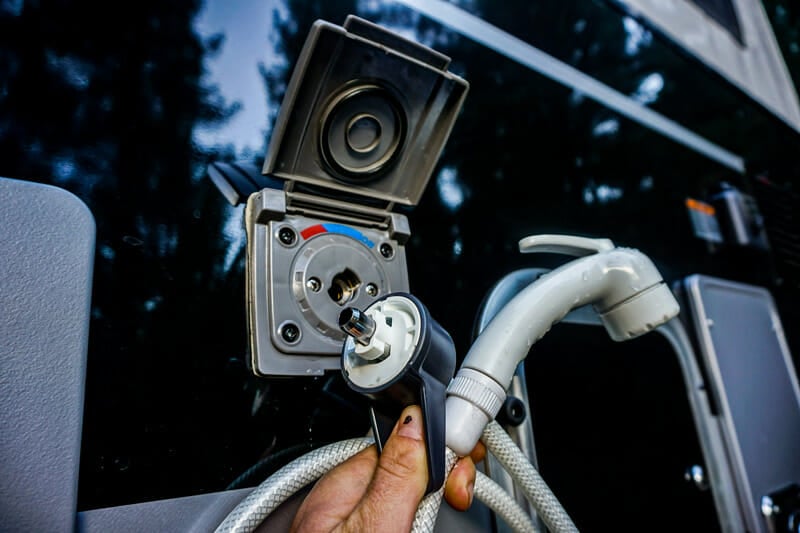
[
  {"x1": 474, "y1": 469, "x2": 539, "y2": 533},
  {"x1": 214, "y1": 438, "x2": 373, "y2": 533},
  {"x1": 410, "y1": 448, "x2": 457, "y2": 532},
  {"x1": 413, "y1": 448, "x2": 537, "y2": 533},
  {"x1": 217, "y1": 436, "x2": 538, "y2": 533},
  {"x1": 482, "y1": 421, "x2": 580, "y2": 533}
]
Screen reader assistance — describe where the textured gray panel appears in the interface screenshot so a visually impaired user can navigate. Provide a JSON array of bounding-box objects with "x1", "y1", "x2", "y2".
[
  {"x1": 0, "y1": 177, "x2": 95, "y2": 532},
  {"x1": 77, "y1": 483, "x2": 491, "y2": 532},
  {"x1": 77, "y1": 488, "x2": 298, "y2": 533}
]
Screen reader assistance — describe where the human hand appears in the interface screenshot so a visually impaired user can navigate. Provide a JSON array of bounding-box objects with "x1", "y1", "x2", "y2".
[{"x1": 291, "y1": 405, "x2": 486, "y2": 533}]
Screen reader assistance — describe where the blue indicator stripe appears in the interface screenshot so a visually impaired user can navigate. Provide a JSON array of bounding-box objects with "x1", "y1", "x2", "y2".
[{"x1": 322, "y1": 223, "x2": 375, "y2": 248}]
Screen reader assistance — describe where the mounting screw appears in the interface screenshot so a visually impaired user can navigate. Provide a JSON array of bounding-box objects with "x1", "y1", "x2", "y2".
[
  {"x1": 365, "y1": 283, "x2": 378, "y2": 297},
  {"x1": 279, "y1": 322, "x2": 301, "y2": 344},
  {"x1": 278, "y1": 226, "x2": 297, "y2": 246},
  {"x1": 379, "y1": 243, "x2": 394, "y2": 259},
  {"x1": 306, "y1": 277, "x2": 322, "y2": 292}
]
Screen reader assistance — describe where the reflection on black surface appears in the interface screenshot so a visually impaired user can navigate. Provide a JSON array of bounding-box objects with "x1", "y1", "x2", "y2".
[
  {"x1": 526, "y1": 323, "x2": 720, "y2": 533},
  {"x1": 0, "y1": 0, "x2": 798, "y2": 515}
]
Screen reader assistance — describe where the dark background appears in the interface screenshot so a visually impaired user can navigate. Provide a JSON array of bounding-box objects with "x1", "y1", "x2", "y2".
[{"x1": 1, "y1": 0, "x2": 798, "y2": 530}]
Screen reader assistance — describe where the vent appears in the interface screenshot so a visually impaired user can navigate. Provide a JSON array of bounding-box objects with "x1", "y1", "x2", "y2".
[{"x1": 753, "y1": 177, "x2": 800, "y2": 288}]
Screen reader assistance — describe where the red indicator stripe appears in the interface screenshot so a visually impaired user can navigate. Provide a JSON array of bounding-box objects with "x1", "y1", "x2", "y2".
[{"x1": 300, "y1": 224, "x2": 326, "y2": 240}]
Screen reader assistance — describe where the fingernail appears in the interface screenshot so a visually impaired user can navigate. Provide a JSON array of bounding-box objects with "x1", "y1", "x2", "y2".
[{"x1": 397, "y1": 412, "x2": 423, "y2": 441}]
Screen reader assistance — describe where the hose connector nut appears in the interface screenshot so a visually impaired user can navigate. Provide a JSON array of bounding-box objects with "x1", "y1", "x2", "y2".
[{"x1": 445, "y1": 368, "x2": 507, "y2": 456}]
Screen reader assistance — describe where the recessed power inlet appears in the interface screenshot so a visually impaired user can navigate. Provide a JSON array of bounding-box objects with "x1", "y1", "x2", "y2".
[{"x1": 329, "y1": 268, "x2": 361, "y2": 306}]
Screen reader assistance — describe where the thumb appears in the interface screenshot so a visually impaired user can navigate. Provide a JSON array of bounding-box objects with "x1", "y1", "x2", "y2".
[{"x1": 349, "y1": 405, "x2": 429, "y2": 532}]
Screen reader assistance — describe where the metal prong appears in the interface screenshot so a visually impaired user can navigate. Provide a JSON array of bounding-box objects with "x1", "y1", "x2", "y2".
[{"x1": 339, "y1": 307, "x2": 376, "y2": 346}]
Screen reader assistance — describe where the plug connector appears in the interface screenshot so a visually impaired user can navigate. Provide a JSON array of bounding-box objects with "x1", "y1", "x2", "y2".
[
  {"x1": 340, "y1": 296, "x2": 422, "y2": 388},
  {"x1": 339, "y1": 293, "x2": 456, "y2": 495}
]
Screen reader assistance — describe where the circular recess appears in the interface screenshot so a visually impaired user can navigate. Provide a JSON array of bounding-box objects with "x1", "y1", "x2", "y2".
[{"x1": 319, "y1": 84, "x2": 405, "y2": 183}]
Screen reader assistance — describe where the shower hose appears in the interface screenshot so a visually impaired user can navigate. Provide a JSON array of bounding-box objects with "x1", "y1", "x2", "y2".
[{"x1": 214, "y1": 420, "x2": 579, "y2": 533}]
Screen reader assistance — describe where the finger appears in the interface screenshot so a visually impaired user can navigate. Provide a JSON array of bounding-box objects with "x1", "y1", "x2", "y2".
[
  {"x1": 470, "y1": 441, "x2": 487, "y2": 464},
  {"x1": 290, "y1": 446, "x2": 377, "y2": 532},
  {"x1": 444, "y1": 456, "x2": 476, "y2": 511},
  {"x1": 346, "y1": 405, "x2": 428, "y2": 532}
]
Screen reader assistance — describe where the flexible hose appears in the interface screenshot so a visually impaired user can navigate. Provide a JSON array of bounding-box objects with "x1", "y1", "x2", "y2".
[
  {"x1": 226, "y1": 441, "x2": 318, "y2": 490},
  {"x1": 214, "y1": 438, "x2": 373, "y2": 533},
  {"x1": 409, "y1": 448, "x2": 457, "y2": 532},
  {"x1": 482, "y1": 421, "x2": 579, "y2": 533},
  {"x1": 475, "y1": 469, "x2": 539, "y2": 533},
  {"x1": 216, "y1": 437, "x2": 539, "y2": 533}
]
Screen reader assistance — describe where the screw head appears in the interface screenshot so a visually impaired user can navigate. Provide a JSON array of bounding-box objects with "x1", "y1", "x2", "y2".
[
  {"x1": 365, "y1": 283, "x2": 378, "y2": 297},
  {"x1": 279, "y1": 322, "x2": 301, "y2": 344},
  {"x1": 278, "y1": 226, "x2": 297, "y2": 246},
  {"x1": 306, "y1": 277, "x2": 321, "y2": 292},
  {"x1": 379, "y1": 243, "x2": 394, "y2": 259}
]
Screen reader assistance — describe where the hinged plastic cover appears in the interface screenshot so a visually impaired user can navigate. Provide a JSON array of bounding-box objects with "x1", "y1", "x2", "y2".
[{"x1": 262, "y1": 16, "x2": 468, "y2": 206}]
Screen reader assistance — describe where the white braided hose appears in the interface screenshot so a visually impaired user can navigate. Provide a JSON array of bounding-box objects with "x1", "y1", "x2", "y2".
[
  {"x1": 216, "y1": 439, "x2": 537, "y2": 533},
  {"x1": 409, "y1": 448, "x2": 458, "y2": 532},
  {"x1": 412, "y1": 447, "x2": 538, "y2": 533},
  {"x1": 482, "y1": 421, "x2": 579, "y2": 533},
  {"x1": 214, "y1": 438, "x2": 373, "y2": 533},
  {"x1": 475, "y1": 469, "x2": 539, "y2": 533}
]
